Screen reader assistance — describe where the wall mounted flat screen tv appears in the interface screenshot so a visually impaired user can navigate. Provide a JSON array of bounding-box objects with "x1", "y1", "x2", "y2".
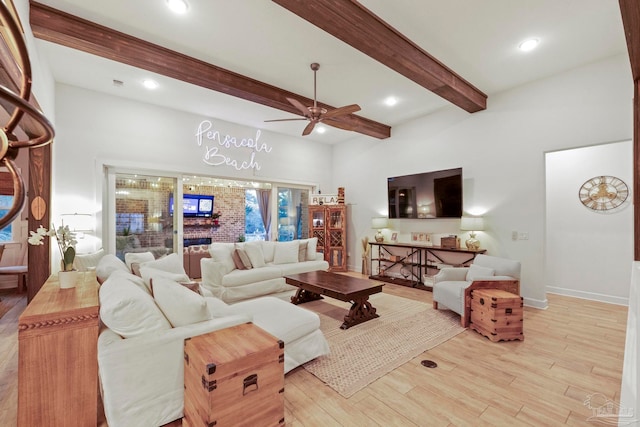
[
  {"x1": 387, "y1": 167, "x2": 463, "y2": 219},
  {"x1": 169, "y1": 194, "x2": 215, "y2": 217}
]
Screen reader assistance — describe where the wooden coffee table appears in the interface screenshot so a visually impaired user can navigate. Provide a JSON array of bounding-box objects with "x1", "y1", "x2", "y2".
[{"x1": 284, "y1": 271, "x2": 384, "y2": 329}]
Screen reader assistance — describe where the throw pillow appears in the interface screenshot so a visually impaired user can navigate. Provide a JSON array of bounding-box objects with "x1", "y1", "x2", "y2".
[
  {"x1": 99, "y1": 273, "x2": 171, "y2": 338},
  {"x1": 261, "y1": 241, "x2": 276, "y2": 263},
  {"x1": 140, "y1": 266, "x2": 191, "y2": 295},
  {"x1": 96, "y1": 254, "x2": 129, "y2": 284},
  {"x1": 298, "y1": 241, "x2": 308, "y2": 262},
  {"x1": 244, "y1": 241, "x2": 266, "y2": 268},
  {"x1": 152, "y1": 277, "x2": 211, "y2": 327},
  {"x1": 139, "y1": 253, "x2": 185, "y2": 275},
  {"x1": 124, "y1": 252, "x2": 155, "y2": 272},
  {"x1": 273, "y1": 240, "x2": 300, "y2": 264},
  {"x1": 209, "y1": 243, "x2": 236, "y2": 272},
  {"x1": 466, "y1": 264, "x2": 495, "y2": 281},
  {"x1": 235, "y1": 248, "x2": 253, "y2": 269},
  {"x1": 303, "y1": 237, "x2": 318, "y2": 261},
  {"x1": 231, "y1": 250, "x2": 247, "y2": 270},
  {"x1": 74, "y1": 248, "x2": 105, "y2": 272}
]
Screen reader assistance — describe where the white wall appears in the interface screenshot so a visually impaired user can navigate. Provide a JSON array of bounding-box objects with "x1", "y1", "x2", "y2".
[
  {"x1": 52, "y1": 84, "x2": 334, "y2": 252},
  {"x1": 546, "y1": 141, "x2": 632, "y2": 305},
  {"x1": 333, "y1": 54, "x2": 633, "y2": 308}
]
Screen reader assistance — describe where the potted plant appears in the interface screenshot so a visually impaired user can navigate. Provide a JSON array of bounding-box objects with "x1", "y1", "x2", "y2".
[
  {"x1": 28, "y1": 224, "x2": 79, "y2": 288},
  {"x1": 212, "y1": 211, "x2": 221, "y2": 226}
]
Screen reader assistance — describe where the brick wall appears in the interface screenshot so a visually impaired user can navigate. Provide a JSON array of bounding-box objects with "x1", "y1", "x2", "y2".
[{"x1": 115, "y1": 178, "x2": 246, "y2": 246}]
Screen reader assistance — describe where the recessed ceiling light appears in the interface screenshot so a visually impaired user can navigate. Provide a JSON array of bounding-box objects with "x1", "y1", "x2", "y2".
[
  {"x1": 316, "y1": 126, "x2": 327, "y2": 134},
  {"x1": 384, "y1": 96, "x2": 398, "y2": 107},
  {"x1": 142, "y1": 79, "x2": 159, "y2": 90},
  {"x1": 518, "y1": 38, "x2": 539, "y2": 52},
  {"x1": 166, "y1": 0, "x2": 189, "y2": 14}
]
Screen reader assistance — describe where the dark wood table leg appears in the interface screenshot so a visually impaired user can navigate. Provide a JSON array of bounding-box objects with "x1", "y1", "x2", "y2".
[
  {"x1": 341, "y1": 298, "x2": 379, "y2": 329},
  {"x1": 290, "y1": 288, "x2": 323, "y2": 304}
]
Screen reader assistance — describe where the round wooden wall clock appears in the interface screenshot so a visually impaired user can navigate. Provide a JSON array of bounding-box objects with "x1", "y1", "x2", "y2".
[{"x1": 578, "y1": 175, "x2": 629, "y2": 212}]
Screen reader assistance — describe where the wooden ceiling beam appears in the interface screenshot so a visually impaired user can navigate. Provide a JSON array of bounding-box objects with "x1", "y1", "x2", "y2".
[
  {"x1": 28, "y1": 2, "x2": 391, "y2": 139},
  {"x1": 272, "y1": 0, "x2": 487, "y2": 113}
]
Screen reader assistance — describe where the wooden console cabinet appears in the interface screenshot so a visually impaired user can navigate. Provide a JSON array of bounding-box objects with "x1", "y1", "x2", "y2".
[
  {"x1": 17, "y1": 272, "x2": 100, "y2": 427},
  {"x1": 308, "y1": 205, "x2": 347, "y2": 271},
  {"x1": 369, "y1": 242, "x2": 486, "y2": 290}
]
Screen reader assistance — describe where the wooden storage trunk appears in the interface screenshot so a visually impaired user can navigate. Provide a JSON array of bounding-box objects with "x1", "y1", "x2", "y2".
[
  {"x1": 470, "y1": 288, "x2": 524, "y2": 342},
  {"x1": 183, "y1": 322, "x2": 285, "y2": 427}
]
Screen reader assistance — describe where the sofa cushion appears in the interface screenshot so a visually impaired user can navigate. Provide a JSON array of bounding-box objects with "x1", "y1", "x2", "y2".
[
  {"x1": 244, "y1": 241, "x2": 266, "y2": 268},
  {"x1": 261, "y1": 241, "x2": 276, "y2": 263},
  {"x1": 152, "y1": 277, "x2": 211, "y2": 327},
  {"x1": 278, "y1": 260, "x2": 330, "y2": 276},
  {"x1": 230, "y1": 297, "x2": 320, "y2": 343},
  {"x1": 75, "y1": 248, "x2": 106, "y2": 272},
  {"x1": 301, "y1": 237, "x2": 318, "y2": 261},
  {"x1": 209, "y1": 243, "x2": 236, "y2": 272},
  {"x1": 222, "y1": 266, "x2": 283, "y2": 287},
  {"x1": 124, "y1": 251, "x2": 155, "y2": 272},
  {"x1": 99, "y1": 272, "x2": 171, "y2": 338},
  {"x1": 96, "y1": 254, "x2": 130, "y2": 283},
  {"x1": 140, "y1": 267, "x2": 191, "y2": 294},
  {"x1": 231, "y1": 250, "x2": 246, "y2": 270},
  {"x1": 140, "y1": 253, "x2": 185, "y2": 274},
  {"x1": 466, "y1": 264, "x2": 495, "y2": 281},
  {"x1": 273, "y1": 240, "x2": 300, "y2": 264}
]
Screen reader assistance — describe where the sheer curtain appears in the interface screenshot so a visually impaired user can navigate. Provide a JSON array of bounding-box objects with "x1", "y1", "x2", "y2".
[{"x1": 256, "y1": 189, "x2": 272, "y2": 241}]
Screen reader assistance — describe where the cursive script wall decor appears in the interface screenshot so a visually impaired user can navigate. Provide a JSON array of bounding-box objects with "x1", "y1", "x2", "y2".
[{"x1": 195, "y1": 120, "x2": 273, "y2": 171}]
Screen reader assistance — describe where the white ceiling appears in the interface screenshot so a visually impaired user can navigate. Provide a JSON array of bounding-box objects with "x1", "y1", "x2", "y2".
[{"x1": 33, "y1": 0, "x2": 629, "y2": 144}]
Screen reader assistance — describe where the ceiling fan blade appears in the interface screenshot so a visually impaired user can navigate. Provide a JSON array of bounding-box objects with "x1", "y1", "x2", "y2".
[
  {"x1": 322, "y1": 104, "x2": 361, "y2": 119},
  {"x1": 286, "y1": 97, "x2": 310, "y2": 116},
  {"x1": 264, "y1": 118, "x2": 308, "y2": 123},
  {"x1": 302, "y1": 120, "x2": 317, "y2": 136},
  {"x1": 323, "y1": 118, "x2": 357, "y2": 131}
]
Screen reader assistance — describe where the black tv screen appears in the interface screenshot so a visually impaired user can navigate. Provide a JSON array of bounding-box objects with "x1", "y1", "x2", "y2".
[
  {"x1": 387, "y1": 168, "x2": 462, "y2": 218},
  {"x1": 170, "y1": 194, "x2": 215, "y2": 217}
]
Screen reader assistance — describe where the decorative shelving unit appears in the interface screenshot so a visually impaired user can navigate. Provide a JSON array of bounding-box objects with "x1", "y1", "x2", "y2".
[{"x1": 309, "y1": 204, "x2": 347, "y2": 271}]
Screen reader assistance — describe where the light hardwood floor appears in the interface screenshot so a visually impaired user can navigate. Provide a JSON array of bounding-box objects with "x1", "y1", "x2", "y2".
[{"x1": 0, "y1": 279, "x2": 628, "y2": 426}]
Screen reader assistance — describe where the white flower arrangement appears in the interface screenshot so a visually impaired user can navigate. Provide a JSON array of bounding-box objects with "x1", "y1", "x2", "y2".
[{"x1": 28, "y1": 224, "x2": 77, "y2": 271}]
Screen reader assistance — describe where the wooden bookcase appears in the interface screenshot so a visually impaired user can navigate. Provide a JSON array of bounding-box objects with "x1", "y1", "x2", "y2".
[
  {"x1": 17, "y1": 272, "x2": 100, "y2": 427},
  {"x1": 308, "y1": 205, "x2": 347, "y2": 271}
]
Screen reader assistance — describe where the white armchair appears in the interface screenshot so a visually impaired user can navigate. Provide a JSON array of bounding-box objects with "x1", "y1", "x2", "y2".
[{"x1": 432, "y1": 254, "x2": 521, "y2": 327}]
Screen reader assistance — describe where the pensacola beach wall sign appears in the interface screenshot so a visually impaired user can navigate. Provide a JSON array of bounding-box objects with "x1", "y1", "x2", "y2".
[{"x1": 196, "y1": 120, "x2": 273, "y2": 171}]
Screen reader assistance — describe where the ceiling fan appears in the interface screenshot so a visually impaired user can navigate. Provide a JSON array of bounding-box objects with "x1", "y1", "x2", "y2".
[{"x1": 265, "y1": 63, "x2": 361, "y2": 136}]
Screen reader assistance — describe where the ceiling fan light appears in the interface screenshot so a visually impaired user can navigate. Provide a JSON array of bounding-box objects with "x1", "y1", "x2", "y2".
[
  {"x1": 316, "y1": 126, "x2": 327, "y2": 134},
  {"x1": 518, "y1": 38, "x2": 539, "y2": 52},
  {"x1": 166, "y1": 0, "x2": 189, "y2": 14}
]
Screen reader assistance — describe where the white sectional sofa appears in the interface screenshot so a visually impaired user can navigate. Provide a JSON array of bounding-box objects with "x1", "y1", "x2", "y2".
[
  {"x1": 95, "y1": 252, "x2": 329, "y2": 427},
  {"x1": 200, "y1": 238, "x2": 329, "y2": 303}
]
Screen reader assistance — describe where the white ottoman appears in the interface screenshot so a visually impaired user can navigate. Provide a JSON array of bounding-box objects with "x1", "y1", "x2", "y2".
[{"x1": 228, "y1": 297, "x2": 330, "y2": 373}]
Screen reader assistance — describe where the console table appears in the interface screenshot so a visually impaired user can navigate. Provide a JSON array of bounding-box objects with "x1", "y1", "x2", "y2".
[
  {"x1": 17, "y1": 271, "x2": 100, "y2": 427},
  {"x1": 369, "y1": 242, "x2": 486, "y2": 290}
]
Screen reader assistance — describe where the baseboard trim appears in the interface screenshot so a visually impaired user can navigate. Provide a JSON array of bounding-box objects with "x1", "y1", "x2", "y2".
[
  {"x1": 546, "y1": 286, "x2": 628, "y2": 306},
  {"x1": 522, "y1": 296, "x2": 547, "y2": 310}
]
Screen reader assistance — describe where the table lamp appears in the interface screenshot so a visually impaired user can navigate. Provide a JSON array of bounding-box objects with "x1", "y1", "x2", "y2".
[
  {"x1": 460, "y1": 216, "x2": 484, "y2": 250},
  {"x1": 371, "y1": 217, "x2": 388, "y2": 243}
]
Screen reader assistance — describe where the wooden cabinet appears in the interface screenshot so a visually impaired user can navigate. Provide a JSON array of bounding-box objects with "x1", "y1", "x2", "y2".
[
  {"x1": 183, "y1": 323, "x2": 285, "y2": 427},
  {"x1": 308, "y1": 205, "x2": 347, "y2": 271},
  {"x1": 17, "y1": 272, "x2": 100, "y2": 427}
]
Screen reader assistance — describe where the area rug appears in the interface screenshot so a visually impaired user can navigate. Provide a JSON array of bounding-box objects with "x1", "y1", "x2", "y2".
[{"x1": 302, "y1": 293, "x2": 465, "y2": 398}]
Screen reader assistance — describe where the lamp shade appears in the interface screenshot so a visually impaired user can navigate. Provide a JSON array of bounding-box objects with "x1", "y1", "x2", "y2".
[
  {"x1": 371, "y1": 217, "x2": 388, "y2": 230},
  {"x1": 460, "y1": 216, "x2": 484, "y2": 231},
  {"x1": 61, "y1": 213, "x2": 94, "y2": 232}
]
